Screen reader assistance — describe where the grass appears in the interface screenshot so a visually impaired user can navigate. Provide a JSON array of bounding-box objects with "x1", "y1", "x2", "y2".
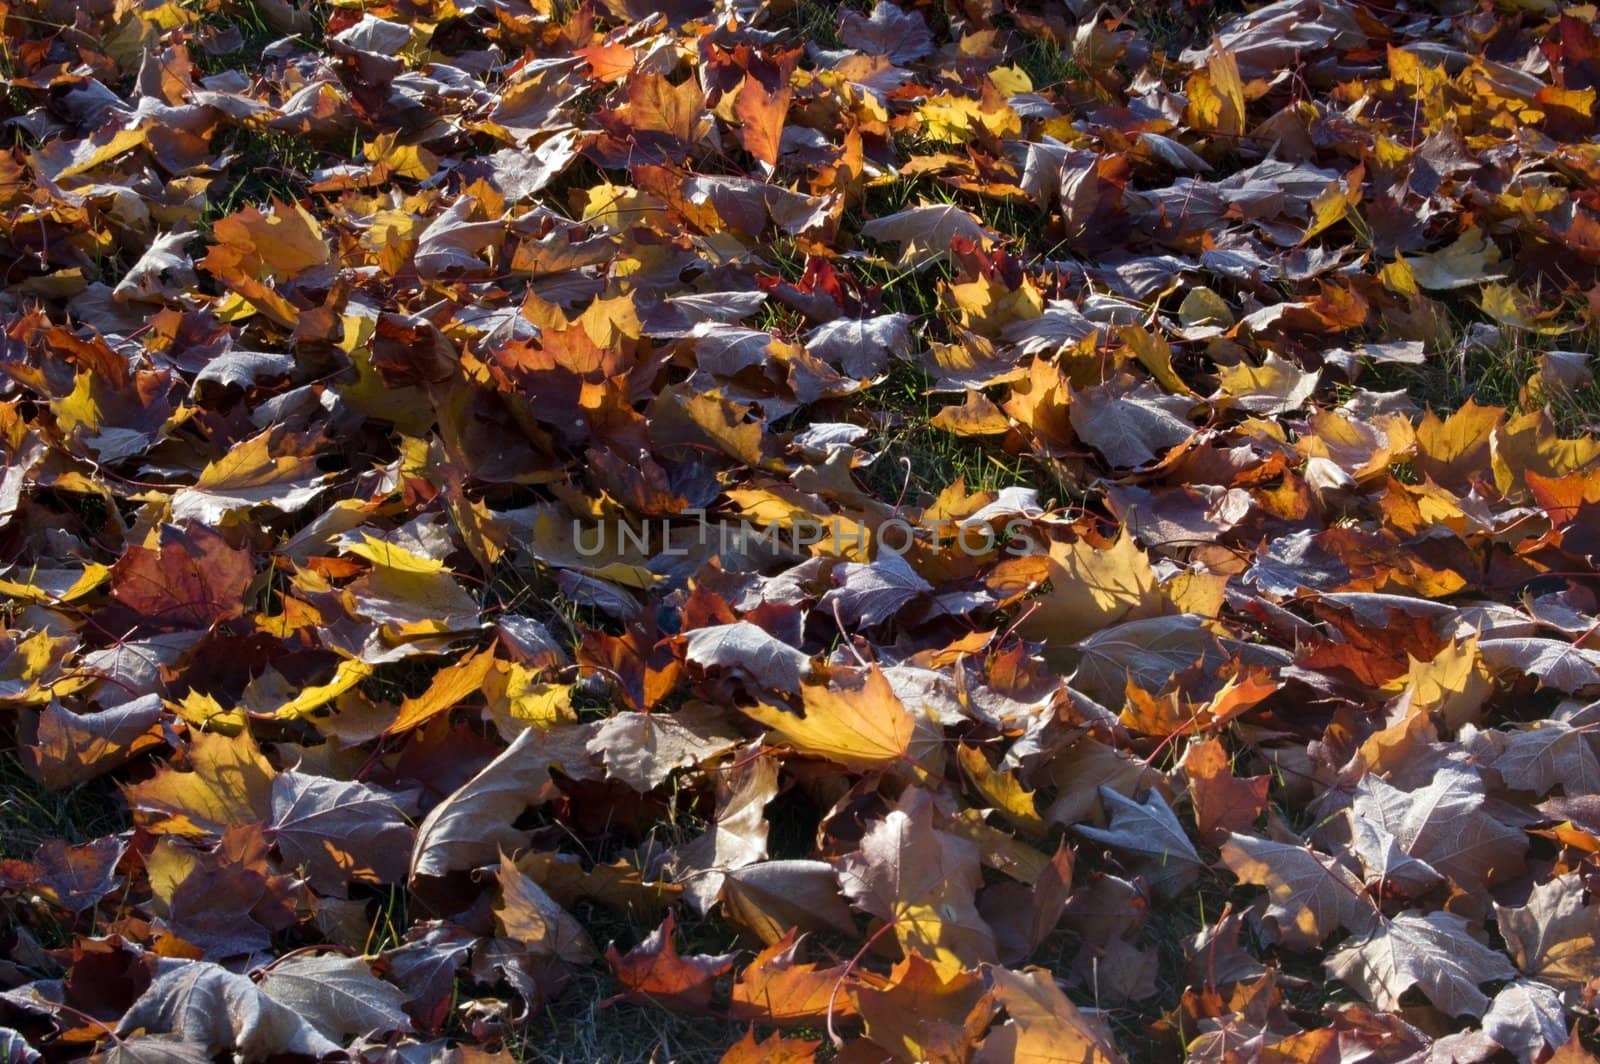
[
  {"x1": 359, "y1": 655, "x2": 450, "y2": 705},
  {"x1": 1365, "y1": 324, "x2": 1600, "y2": 435},
  {"x1": 190, "y1": 0, "x2": 328, "y2": 224},
  {"x1": 362, "y1": 883, "x2": 413, "y2": 955},
  {"x1": 512, "y1": 900, "x2": 751, "y2": 1064},
  {"x1": 516, "y1": 980, "x2": 753, "y2": 1064},
  {"x1": 205, "y1": 127, "x2": 323, "y2": 218},
  {"x1": 858, "y1": 360, "x2": 1035, "y2": 505},
  {"x1": 781, "y1": 0, "x2": 851, "y2": 49},
  {"x1": 0, "y1": 754, "x2": 126, "y2": 861},
  {"x1": 196, "y1": 0, "x2": 327, "y2": 73},
  {"x1": 0, "y1": 752, "x2": 128, "y2": 949},
  {"x1": 1012, "y1": 31, "x2": 1086, "y2": 93},
  {"x1": 1123, "y1": 0, "x2": 1248, "y2": 57}
]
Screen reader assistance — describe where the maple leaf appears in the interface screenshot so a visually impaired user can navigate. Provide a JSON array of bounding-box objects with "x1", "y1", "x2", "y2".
[
  {"x1": 734, "y1": 74, "x2": 791, "y2": 169},
  {"x1": 684, "y1": 621, "x2": 814, "y2": 694},
  {"x1": 1479, "y1": 638, "x2": 1600, "y2": 693},
  {"x1": 199, "y1": 200, "x2": 329, "y2": 285},
  {"x1": 1219, "y1": 833, "x2": 1377, "y2": 949},
  {"x1": 1394, "y1": 636, "x2": 1494, "y2": 732},
  {"x1": 114, "y1": 230, "x2": 198, "y2": 303},
  {"x1": 255, "y1": 953, "x2": 411, "y2": 1041},
  {"x1": 932, "y1": 390, "x2": 1013, "y2": 437},
  {"x1": 1076, "y1": 787, "x2": 1202, "y2": 898},
  {"x1": 270, "y1": 658, "x2": 375, "y2": 721},
  {"x1": 740, "y1": 666, "x2": 915, "y2": 771},
  {"x1": 126, "y1": 729, "x2": 274, "y2": 835},
  {"x1": 978, "y1": 842, "x2": 1074, "y2": 965},
  {"x1": 818, "y1": 553, "x2": 933, "y2": 628},
  {"x1": 974, "y1": 965, "x2": 1126, "y2": 1064},
  {"x1": 671, "y1": 742, "x2": 777, "y2": 912},
  {"x1": 382, "y1": 923, "x2": 477, "y2": 1034},
  {"x1": 1182, "y1": 738, "x2": 1269, "y2": 845},
  {"x1": 585, "y1": 703, "x2": 741, "y2": 792},
  {"x1": 852, "y1": 953, "x2": 994, "y2": 1064},
  {"x1": 116, "y1": 961, "x2": 340, "y2": 1060},
  {"x1": 1069, "y1": 614, "x2": 1226, "y2": 704},
  {"x1": 12, "y1": 836, "x2": 125, "y2": 914},
  {"x1": 384, "y1": 645, "x2": 497, "y2": 736},
  {"x1": 409, "y1": 723, "x2": 598, "y2": 880},
  {"x1": 1495, "y1": 874, "x2": 1600, "y2": 1002},
  {"x1": 1349, "y1": 764, "x2": 1528, "y2": 900},
  {"x1": 957, "y1": 744, "x2": 1047, "y2": 838},
  {"x1": 605, "y1": 912, "x2": 734, "y2": 1013},
  {"x1": 1483, "y1": 979, "x2": 1569, "y2": 1064},
  {"x1": 1476, "y1": 716, "x2": 1600, "y2": 796},
  {"x1": 23, "y1": 696, "x2": 164, "y2": 789},
  {"x1": 1069, "y1": 379, "x2": 1196, "y2": 469},
  {"x1": 109, "y1": 524, "x2": 254, "y2": 631},
  {"x1": 343, "y1": 537, "x2": 483, "y2": 641},
  {"x1": 15, "y1": 0, "x2": 1600, "y2": 1056},
  {"x1": 861, "y1": 204, "x2": 992, "y2": 268},
  {"x1": 267, "y1": 771, "x2": 413, "y2": 895},
  {"x1": 836, "y1": 789, "x2": 998, "y2": 976},
  {"x1": 1185, "y1": 46, "x2": 1247, "y2": 136},
  {"x1": 805, "y1": 313, "x2": 914, "y2": 378},
  {"x1": 719, "y1": 859, "x2": 857, "y2": 945},
  {"x1": 169, "y1": 429, "x2": 327, "y2": 524},
  {"x1": 1219, "y1": 357, "x2": 1322, "y2": 418},
  {"x1": 1405, "y1": 228, "x2": 1506, "y2": 290},
  {"x1": 1326, "y1": 910, "x2": 1517, "y2": 1017},
  {"x1": 1346, "y1": 813, "x2": 1445, "y2": 897},
  {"x1": 840, "y1": 2, "x2": 934, "y2": 64},
  {"x1": 730, "y1": 929, "x2": 872, "y2": 1028},
  {"x1": 413, "y1": 197, "x2": 505, "y2": 279},
  {"x1": 495, "y1": 853, "x2": 597, "y2": 965},
  {"x1": 719, "y1": 1027, "x2": 821, "y2": 1064},
  {"x1": 1020, "y1": 531, "x2": 1164, "y2": 646}
]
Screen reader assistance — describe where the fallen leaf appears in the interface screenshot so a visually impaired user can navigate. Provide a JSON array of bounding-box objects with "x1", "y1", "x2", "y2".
[
  {"x1": 720, "y1": 860, "x2": 858, "y2": 944},
  {"x1": 268, "y1": 772, "x2": 413, "y2": 894},
  {"x1": 836, "y1": 789, "x2": 998, "y2": 976},
  {"x1": 740, "y1": 666, "x2": 915, "y2": 771},
  {"x1": 719, "y1": 1026, "x2": 820, "y2": 1063},
  {"x1": 495, "y1": 853, "x2": 597, "y2": 965},
  {"x1": 974, "y1": 965, "x2": 1126, "y2": 1063},
  {"x1": 1496, "y1": 874, "x2": 1600, "y2": 1002},
  {"x1": 1219, "y1": 833, "x2": 1377, "y2": 948},
  {"x1": 117, "y1": 961, "x2": 340, "y2": 1060},
  {"x1": 110, "y1": 525, "x2": 254, "y2": 631},
  {"x1": 605, "y1": 912, "x2": 734, "y2": 1013},
  {"x1": 126, "y1": 730, "x2": 274, "y2": 835},
  {"x1": 1183, "y1": 739, "x2": 1269, "y2": 845},
  {"x1": 256, "y1": 953, "x2": 412, "y2": 1041},
  {"x1": 1076, "y1": 787, "x2": 1201, "y2": 897},
  {"x1": 586, "y1": 704, "x2": 742, "y2": 792},
  {"x1": 1483, "y1": 979, "x2": 1568, "y2": 1064},
  {"x1": 409, "y1": 724, "x2": 597, "y2": 880},
  {"x1": 731, "y1": 930, "x2": 869, "y2": 1028},
  {"x1": 1326, "y1": 910, "x2": 1517, "y2": 1017}
]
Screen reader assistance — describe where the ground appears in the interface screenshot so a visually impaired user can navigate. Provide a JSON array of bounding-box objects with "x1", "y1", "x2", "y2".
[{"x1": 3, "y1": 0, "x2": 1600, "y2": 1061}]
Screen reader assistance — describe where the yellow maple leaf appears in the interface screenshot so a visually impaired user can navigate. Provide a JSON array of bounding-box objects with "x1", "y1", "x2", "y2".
[
  {"x1": 741, "y1": 666, "x2": 914, "y2": 770},
  {"x1": 1396, "y1": 637, "x2": 1492, "y2": 731},
  {"x1": 386, "y1": 646, "x2": 497, "y2": 735},
  {"x1": 126, "y1": 730, "x2": 274, "y2": 835},
  {"x1": 1019, "y1": 531, "x2": 1163, "y2": 645},
  {"x1": 275, "y1": 658, "x2": 376, "y2": 721},
  {"x1": 364, "y1": 133, "x2": 438, "y2": 180}
]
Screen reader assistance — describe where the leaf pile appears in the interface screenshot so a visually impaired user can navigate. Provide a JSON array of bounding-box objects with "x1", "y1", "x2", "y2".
[{"x1": 2, "y1": 0, "x2": 1600, "y2": 1059}]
